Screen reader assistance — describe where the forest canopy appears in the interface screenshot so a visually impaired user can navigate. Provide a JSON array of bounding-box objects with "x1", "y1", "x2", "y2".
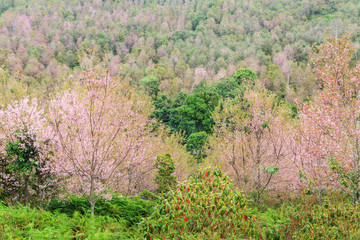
[
  {"x1": 2, "y1": 0, "x2": 360, "y2": 239},
  {"x1": 1, "y1": 0, "x2": 359, "y2": 102}
]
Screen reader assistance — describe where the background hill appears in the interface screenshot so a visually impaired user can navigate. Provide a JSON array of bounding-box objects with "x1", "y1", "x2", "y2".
[{"x1": 1, "y1": 0, "x2": 360, "y2": 101}]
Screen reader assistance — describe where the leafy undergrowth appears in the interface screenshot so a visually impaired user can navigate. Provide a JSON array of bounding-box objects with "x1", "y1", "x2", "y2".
[
  {"x1": 2, "y1": 186, "x2": 360, "y2": 239},
  {"x1": 46, "y1": 196, "x2": 155, "y2": 227},
  {"x1": 285, "y1": 193, "x2": 360, "y2": 239},
  {"x1": 139, "y1": 168, "x2": 360, "y2": 239},
  {"x1": 0, "y1": 203, "x2": 136, "y2": 239}
]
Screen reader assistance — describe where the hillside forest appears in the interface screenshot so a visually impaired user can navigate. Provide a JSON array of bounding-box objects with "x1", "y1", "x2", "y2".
[{"x1": 2, "y1": 0, "x2": 360, "y2": 239}]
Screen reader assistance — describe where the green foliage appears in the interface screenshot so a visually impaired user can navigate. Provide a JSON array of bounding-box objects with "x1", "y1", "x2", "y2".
[
  {"x1": 6, "y1": 131, "x2": 38, "y2": 174},
  {"x1": 191, "y1": 12, "x2": 207, "y2": 30},
  {"x1": 211, "y1": 77, "x2": 243, "y2": 99},
  {"x1": 139, "y1": 75, "x2": 160, "y2": 99},
  {"x1": 286, "y1": 102, "x2": 298, "y2": 118},
  {"x1": 3, "y1": 192, "x2": 360, "y2": 239},
  {"x1": 232, "y1": 68, "x2": 257, "y2": 86},
  {"x1": 0, "y1": 0, "x2": 14, "y2": 15},
  {"x1": 193, "y1": 78, "x2": 244, "y2": 99},
  {"x1": 1, "y1": 128, "x2": 53, "y2": 206},
  {"x1": 171, "y1": 31, "x2": 194, "y2": 42},
  {"x1": 0, "y1": 203, "x2": 135, "y2": 239},
  {"x1": 328, "y1": 157, "x2": 360, "y2": 204},
  {"x1": 46, "y1": 196, "x2": 154, "y2": 227},
  {"x1": 261, "y1": 40, "x2": 273, "y2": 56},
  {"x1": 151, "y1": 94, "x2": 172, "y2": 124},
  {"x1": 186, "y1": 131, "x2": 208, "y2": 162},
  {"x1": 285, "y1": 193, "x2": 360, "y2": 239},
  {"x1": 265, "y1": 64, "x2": 287, "y2": 97},
  {"x1": 141, "y1": 168, "x2": 250, "y2": 239},
  {"x1": 55, "y1": 50, "x2": 79, "y2": 69},
  {"x1": 154, "y1": 154, "x2": 177, "y2": 193},
  {"x1": 170, "y1": 90, "x2": 219, "y2": 136}
]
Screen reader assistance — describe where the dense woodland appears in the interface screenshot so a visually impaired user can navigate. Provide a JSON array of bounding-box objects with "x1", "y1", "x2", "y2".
[{"x1": 2, "y1": 0, "x2": 360, "y2": 239}]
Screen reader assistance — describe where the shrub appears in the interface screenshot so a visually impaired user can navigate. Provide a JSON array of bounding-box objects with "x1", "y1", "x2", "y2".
[
  {"x1": 154, "y1": 154, "x2": 177, "y2": 193},
  {"x1": 46, "y1": 196, "x2": 154, "y2": 226},
  {"x1": 0, "y1": 203, "x2": 134, "y2": 239},
  {"x1": 141, "y1": 168, "x2": 251, "y2": 239}
]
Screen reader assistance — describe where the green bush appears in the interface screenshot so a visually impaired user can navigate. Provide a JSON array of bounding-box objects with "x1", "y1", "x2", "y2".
[
  {"x1": 46, "y1": 196, "x2": 154, "y2": 226},
  {"x1": 0, "y1": 203, "x2": 134, "y2": 239},
  {"x1": 141, "y1": 168, "x2": 252, "y2": 239}
]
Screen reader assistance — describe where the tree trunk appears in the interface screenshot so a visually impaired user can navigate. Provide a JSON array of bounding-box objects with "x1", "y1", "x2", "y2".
[
  {"x1": 36, "y1": 169, "x2": 43, "y2": 208},
  {"x1": 23, "y1": 175, "x2": 29, "y2": 205},
  {"x1": 90, "y1": 176, "x2": 96, "y2": 217},
  {"x1": 254, "y1": 133, "x2": 262, "y2": 203},
  {"x1": 90, "y1": 200, "x2": 95, "y2": 217},
  {"x1": 353, "y1": 136, "x2": 360, "y2": 206}
]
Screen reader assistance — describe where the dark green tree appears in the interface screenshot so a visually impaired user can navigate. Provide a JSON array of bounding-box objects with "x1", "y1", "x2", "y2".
[
  {"x1": 154, "y1": 154, "x2": 177, "y2": 194},
  {"x1": 186, "y1": 131, "x2": 208, "y2": 162},
  {"x1": 170, "y1": 90, "x2": 219, "y2": 136},
  {"x1": 151, "y1": 94, "x2": 172, "y2": 124},
  {"x1": 1, "y1": 128, "x2": 53, "y2": 207},
  {"x1": 232, "y1": 68, "x2": 257, "y2": 86},
  {"x1": 211, "y1": 77, "x2": 242, "y2": 99}
]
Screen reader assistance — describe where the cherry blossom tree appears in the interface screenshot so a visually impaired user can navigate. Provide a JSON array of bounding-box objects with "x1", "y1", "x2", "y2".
[
  {"x1": 208, "y1": 88, "x2": 295, "y2": 202},
  {"x1": 297, "y1": 34, "x2": 360, "y2": 205},
  {"x1": 49, "y1": 71, "x2": 160, "y2": 216}
]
